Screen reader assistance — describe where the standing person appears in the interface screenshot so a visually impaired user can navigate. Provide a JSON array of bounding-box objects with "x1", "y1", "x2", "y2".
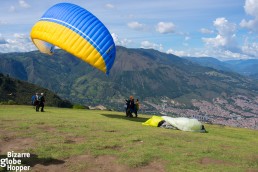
[
  {"x1": 129, "y1": 96, "x2": 135, "y2": 117},
  {"x1": 38, "y1": 93, "x2": 45, "y2": 112},
  {"x1": 35, "y1": 93, "x2": 40, "y2": 111},
  {"x1": 135, "y1": 99, "x2": 140, "y2": 118},
  {"x1": 31, "y1": 93, "x2": 36, "y2": 107},
  {"x1": 125, "y1": 99, "x2": 131, "y2": 117}
]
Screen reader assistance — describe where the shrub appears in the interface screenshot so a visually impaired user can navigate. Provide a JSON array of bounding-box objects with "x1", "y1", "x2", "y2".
[
  {"x1": 73, "y1": 104, "x2": 85, "y2": 109},
  {"x1": 0, "y1": 100, "x2": 17, "y2": 105},
  {"x1": 8, "y1": 100, "x2": 16, "y2": 105}
]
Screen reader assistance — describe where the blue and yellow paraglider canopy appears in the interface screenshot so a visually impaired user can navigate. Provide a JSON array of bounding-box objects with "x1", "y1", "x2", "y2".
[{"x1": 30, "y1": 3, "x2": 116, "y2": 75}]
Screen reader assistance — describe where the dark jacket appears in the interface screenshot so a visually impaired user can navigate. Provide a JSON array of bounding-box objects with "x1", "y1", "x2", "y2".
[{"x1": 129, "y1": 99, "x2": 135, "y2": 110}]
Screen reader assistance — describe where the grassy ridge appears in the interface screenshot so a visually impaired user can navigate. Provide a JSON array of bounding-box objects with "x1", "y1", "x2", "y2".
[
  {"x1": 0, "y1": 74, "x2": 72, "y2": 107},
  {"x1": 0, "y1": 105, "x2": 258, "y2": 171}
]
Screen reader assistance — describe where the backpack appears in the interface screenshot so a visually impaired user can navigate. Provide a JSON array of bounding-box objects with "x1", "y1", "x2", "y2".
[{"x1": 37, "y1": 95, "x2": 42, "y2": 102}]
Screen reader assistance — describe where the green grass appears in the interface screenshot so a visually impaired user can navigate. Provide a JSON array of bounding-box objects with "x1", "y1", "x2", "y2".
[{"x1": 0, "y1": 105, "x2": 258, "y2": 172}]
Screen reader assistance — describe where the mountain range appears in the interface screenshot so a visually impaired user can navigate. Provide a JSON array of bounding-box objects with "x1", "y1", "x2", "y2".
[
  {"x1": 0, "y1": 46, "x2": 258, "y2": 129},
  {"x1": 184, "y1": 56, "x2": 258, "y2": 79}
]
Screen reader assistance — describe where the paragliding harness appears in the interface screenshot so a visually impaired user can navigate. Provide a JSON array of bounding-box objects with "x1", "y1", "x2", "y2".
[{"x1": 35, "y1": 95, "x2": 44, "y2": 111}]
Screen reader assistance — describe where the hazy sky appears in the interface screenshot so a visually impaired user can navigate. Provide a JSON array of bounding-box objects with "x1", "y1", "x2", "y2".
[{"x1": 0, "y1": 0, "x2": 258, "y2": 60}]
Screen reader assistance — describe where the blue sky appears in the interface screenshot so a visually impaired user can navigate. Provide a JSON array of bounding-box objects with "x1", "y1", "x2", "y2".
[{"x1": 0, "y1": 0, "x2": 258, "y2": 60}]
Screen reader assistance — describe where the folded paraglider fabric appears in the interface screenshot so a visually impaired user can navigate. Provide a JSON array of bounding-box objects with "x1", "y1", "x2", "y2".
[
  {"x1": 142, "y1": 115, "x2": 164, "y2": 127},
  {"x1": 143, "y1": 116, "x2": 206, "y2": 132},
  {"x1": 162, "y1": 116, "x2": 203, "y2": 132}
]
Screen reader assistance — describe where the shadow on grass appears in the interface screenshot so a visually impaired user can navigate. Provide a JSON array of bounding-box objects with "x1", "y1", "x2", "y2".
[
  {"x1": 0, "y1": 154, "x2": 65, "y2": 171},
  {"x1": 101, "y1": 113, "x2": 149, "y2": 123}
]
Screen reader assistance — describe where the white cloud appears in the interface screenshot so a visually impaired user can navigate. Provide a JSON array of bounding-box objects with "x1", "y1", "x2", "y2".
[
  {"x1": 240, "y1": 0, "x2": 258, "y2": 32},
  {"x1": 200, "y1": 12, "x2": 258, "y2": 59},
  {"x1": 0, "y1": 34, "x2": 7, "y2": 44},
  {"x1": 166, "y1": 42, "x2": 256, "y2": 60},
  {"x1": 202, "y1": 18, "x2": 238, "y2": 50},
  {"x1": 0, "y1": 33, "x2": 35, "y2": 53},
  {"x1": 156, "y1": 22, "x2": 176, "y2": 34},
  {"x1": 14, "y1": 33, "x2": 27, "y2": 39},
  {"x1": 111, "y1": 33, "x2": 132, "y2": 47},
  {"x1": 19, "y1": 0, "x2": 30, "y2": 8},
  {"x1": 105, "y1": 3, "x2": 115, "y2": 9},
  {"x1": 214, "y1": 49, "x2": 249, "y2": 60},
  {"x1": 111, "y1": 33, "x2": 119, "y2": 42},
  {"x1": 242, "y1": 41, "x2": 258, "y2": 57},
  {"x1": 203, "y1": 35, "x2": 227, "y2": 47},
  {"x1": 240, "y1": 19, "x2": 258, "y2": 32},
  {"x1": 214, "y1": 18, "x2": 237, "y2": 37},
  {"x1": 167, "y1": 49, "x2": 189, "y2": 57},
  {"x1": 141, "y1": 40, "x2": 163, "y2": 51},
  {"x1": 243, "y1": 0, "x2": 258, "y2": 16},
  {"x1": 127, "y1": 21, "x2": 146, "y2": 31},
  {"x1": 200, "y1": 28, "x2": 214, "y2": 34},
  {"x1": 183, "y1": 48, "x2": 250, "y2": 60},
  {"x1": 199, "y1": 17, "x2": 258, "y2": 59}
]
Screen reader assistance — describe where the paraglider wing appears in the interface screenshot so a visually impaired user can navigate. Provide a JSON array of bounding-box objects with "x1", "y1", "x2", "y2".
[
  {"x1": 30, "y1": 3, "x2": 116, "y2": 74},
  {"x1": 162, "y1": 116, "x2": 203, "y2": 132},
  {"x1": 142, "y1": 115, "x2": 164, "y2": 127}
]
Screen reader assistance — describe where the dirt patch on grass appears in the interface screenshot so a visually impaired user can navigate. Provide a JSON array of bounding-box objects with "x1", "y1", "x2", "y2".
[
  {"x1": 64, "y1": 136, "x2": 85, "y2": 144},
  {"x1": 0, "y1": 129, "x2": 35, "y2": 154},
  {"x1": 135, "y1": 160, "x2": 166, "y2": 172},
  {"x1": 105, "y1": 130, "x2": 117, "y2": 133},
  {"x1": 31, "y1": 162, "x2": 66, "y2": 172},
  {"x1": 32, "y1": 154, "x2": 166, "y2": 172},
  {"x1": 0, "y1": 133, "x2": 35, "y2": 154},
  {"x1": 199, "y1": 157, "x2": 234, "y2": 166},
  {"x1": 246, "y1": 169, "x2": 258, "y2": 172},
  {"x1": 0, "y1": 127, "x2": 165, "y2": 172},
  {"x1": 100, "y1": 145, "x2": 122, "y2": 150},
  {"x1": 37, "y1": 125, "x2": 56, "y2": 133},
  {"x1": 1, "y1": 119, "x2": 18, "y2": 122}
]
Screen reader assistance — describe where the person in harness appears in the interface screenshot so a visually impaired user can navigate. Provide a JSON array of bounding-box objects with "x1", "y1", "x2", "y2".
[
  {"x1": 36, "y1": 93, "x2": 45, "y2": 112},
  {"x1": 125, "y1": 98, "x2": 133, "y2": 117},
  {"x1": 125, "y1": 96, "x2": 139, "y2": 118},
  {"x1": 39, "y1": 93, "x2": 45, "y2": 112}
]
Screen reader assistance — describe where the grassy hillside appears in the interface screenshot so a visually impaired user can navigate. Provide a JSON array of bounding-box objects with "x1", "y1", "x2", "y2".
[
  {"x1": 0, "y1": 73, "x2": 72, "y2": 107},
  {"x1": 0, "y1": 105, "x2": 257, "y2": 172}
]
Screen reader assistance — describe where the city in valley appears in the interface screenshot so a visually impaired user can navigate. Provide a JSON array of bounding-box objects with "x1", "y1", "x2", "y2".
[{"x1": 142, "y1": 95, "x2": 258, "y2": 130}]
